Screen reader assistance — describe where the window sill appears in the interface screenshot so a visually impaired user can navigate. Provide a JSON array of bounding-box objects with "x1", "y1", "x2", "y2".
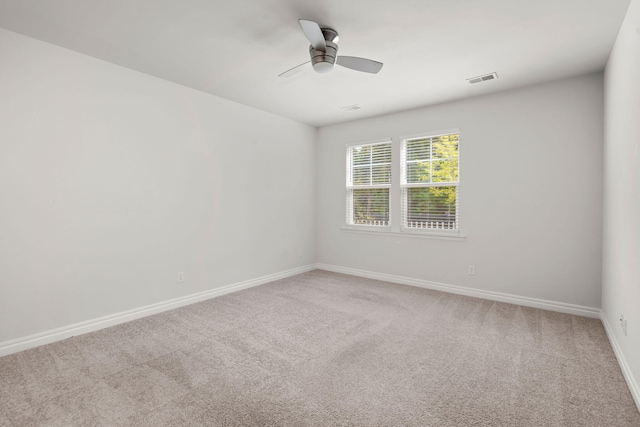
[{"x1": 341, "y1": 226, "x2": 466, "y2": 241}]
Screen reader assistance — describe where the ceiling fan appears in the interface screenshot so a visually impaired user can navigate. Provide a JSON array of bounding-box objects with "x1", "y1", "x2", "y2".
[{"x1": 278, "y1": 19, "x2": 383, "y2": 78}]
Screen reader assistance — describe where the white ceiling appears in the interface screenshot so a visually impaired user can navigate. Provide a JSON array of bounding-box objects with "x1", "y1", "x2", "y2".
[{"x1": 0, "y1": 0, "x2": 631, "y2": 127}]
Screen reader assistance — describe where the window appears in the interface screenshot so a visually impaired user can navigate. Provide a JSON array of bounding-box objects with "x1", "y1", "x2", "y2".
[
  {"x1": 346, "y1": 141, "x2": 392, "y2": 227},
  {"x1": 401, "y1": 132, "x2": 459, "y2": 231},
  {"x1": 344, "y1": 131, "x2": 460, "y2": 236}
]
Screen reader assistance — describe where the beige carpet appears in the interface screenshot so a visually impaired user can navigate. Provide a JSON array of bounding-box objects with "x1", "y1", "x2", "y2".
[{"x1": 1, "y1": 270, "x2": 639, "y2": 426}]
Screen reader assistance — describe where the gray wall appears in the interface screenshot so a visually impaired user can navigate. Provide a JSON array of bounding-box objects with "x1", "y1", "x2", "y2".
[
  {"x1": 317, "y1": 73, "x2": 604, "y2": 309},
  {"x1": 603, "y1": 0, "x2": 640, "y2": 406},
  {"x1": 0, "y1": 28, "x2": 317, "y2": 343}
]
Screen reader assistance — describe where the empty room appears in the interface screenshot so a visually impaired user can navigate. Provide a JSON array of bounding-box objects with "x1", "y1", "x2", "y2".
[{"x1": 1, "y1": 0, "x2": 639, "y2": 425}]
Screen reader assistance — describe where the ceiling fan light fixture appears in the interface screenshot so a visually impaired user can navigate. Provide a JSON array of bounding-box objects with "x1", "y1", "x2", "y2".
[
  {"x1": 312, "y1": 61, "x2": 335, "y2": 73},
  {"x1": 278, "y1": 19, "x2": 383, "y2": 78},
  {"x1": 309, "y1": 41, "x2": 337, "y2": 74}
]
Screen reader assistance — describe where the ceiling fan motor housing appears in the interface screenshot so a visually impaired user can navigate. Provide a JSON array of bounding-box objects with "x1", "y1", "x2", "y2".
[{"x1": 309, "y1": 28, "x2": 339, "y2": 73}]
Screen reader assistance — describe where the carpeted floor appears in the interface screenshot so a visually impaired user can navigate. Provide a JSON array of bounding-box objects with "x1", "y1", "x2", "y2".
[{"x1": 1, "y1": 270, "x2": 639, "y2": 426}]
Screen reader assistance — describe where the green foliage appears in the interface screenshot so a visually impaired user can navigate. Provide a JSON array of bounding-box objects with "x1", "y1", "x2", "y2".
[
  {"x1": 352, "y1": 188, "x2": 389, "y2": 224},
  {"x1": 350, "y1": 142, "x2": 392, "y2": 225},
  {"x1": 407, "y1": 134, "x2": 459, "y2": 224},
  {"x1": 348, "y1": 136, "x2": 458, "y2": 227}
]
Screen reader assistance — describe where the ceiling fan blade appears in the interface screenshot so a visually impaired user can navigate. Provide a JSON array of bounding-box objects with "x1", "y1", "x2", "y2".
[
  {"x1": 278, "y1": 61, "x2": 310, "y2": 78},
  {"x1": 336, "y1": 56, "x2": 383, "y2": 74},
  {"x1": 299, "y1": 19, "x2": 326, "y2": 51}
]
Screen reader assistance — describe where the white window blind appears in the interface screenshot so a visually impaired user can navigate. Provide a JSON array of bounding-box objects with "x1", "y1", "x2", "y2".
[
  {"x1": 401, "y1": 132, "x2": 459, "y2": 231},
  {"x1": 346, "y1": 141, "x2": 392, "y2": 226}
]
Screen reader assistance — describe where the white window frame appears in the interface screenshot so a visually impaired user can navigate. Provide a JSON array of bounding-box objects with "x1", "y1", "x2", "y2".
[
  {"x1": 342, "y1": 129, "x2": 464, "y2": 240},
  {"x1": 400, "y1": 130, "x2": 461, "y2": 235},
  {"x1": 345, "y1": 140, "x2": 392, "y2": 231}
]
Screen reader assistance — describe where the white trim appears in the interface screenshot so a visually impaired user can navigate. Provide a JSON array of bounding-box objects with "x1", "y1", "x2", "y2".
[
  {"x1": 398, "y1": 128, "x2": 461, "y2": 141},
  {"x1": 402, "y1": 181, "x2": 459, "y2": 188},
  {"x1": 399, "y1": 226, "x2": 460, "y2": 235},
  {"x1": 600, "y1": 313, "x2": 640, "y2": 412},
  {"x1": 345, "y1": 137, "x2": 393, "y2": 149},
  {"x1": 341, "y1": 227, "x2": 466, "y2": 241},
  {"x1": 342, "y1": 224, "x2": 393, "y2": 233},
  {"x1": 346, "y1": 184, "x2": 391, "y2": 190},
  {"x1": 3, "y1": 262, "x2": 637, "y2": 414},
  {"x1": 314, "y1": 263, "x2": 639, "y2": 410},
  {"x1": 315, "y1": 263, "x2": 599, "y2": 318},
  {"x1": 0, "y1": 264, "x2": 315, "y2": 357},
  {"x1": 400, "y1": 131, "x2": 461, "y2": 233}
]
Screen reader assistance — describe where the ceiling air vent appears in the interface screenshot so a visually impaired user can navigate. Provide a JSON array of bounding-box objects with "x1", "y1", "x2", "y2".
[
  {"x1": 340, "y1": 104, "x2": 362, "y2": 112},
  {"x1": 467, "y1": 72, "x2": 498, "y2": 84}
]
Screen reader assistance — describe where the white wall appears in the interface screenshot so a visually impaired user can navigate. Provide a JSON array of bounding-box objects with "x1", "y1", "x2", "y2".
[
  {"x1": 0, "y1": 28, "x2": 317, "y2": 343},
  {"x1": 602, "y1": 0, "x2": 640, "y2": 405},
  {"x1": 317, "y1": 73, "x2": 604, "y2": 309}
]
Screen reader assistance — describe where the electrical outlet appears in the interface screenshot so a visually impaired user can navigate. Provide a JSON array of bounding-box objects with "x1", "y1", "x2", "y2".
[
  {"x1": 468, "y1": 265, "x2": 476, "y2": 276},
  {"x1": 178, "y1": 272, "x2": 185, "y2": 283},
  {"x1": 620, "y1": 314, "x2": 628, "y2": 337}
]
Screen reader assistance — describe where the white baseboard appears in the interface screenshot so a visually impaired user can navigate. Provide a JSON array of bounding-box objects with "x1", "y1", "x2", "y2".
[
  {"x1": 0, "y1": 264, "x2": 315, "y2": 357},
  {"x1": 315, "y1": 263, "x2": 601, "y2": 318},
  {"x1": 3, "y1": 262, "x2": 638, "y2": 413},
  {"x1": 600, "y1": 313, "x2": 640, "y2": 412},
  {"x1": 316, "y1": 263, "x2": 639, "y2": 412}
]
